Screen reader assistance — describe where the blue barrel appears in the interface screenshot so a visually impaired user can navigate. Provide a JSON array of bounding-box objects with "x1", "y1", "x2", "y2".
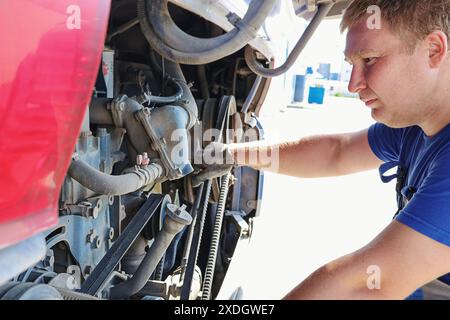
[
  {"x1": 308, "y1": 86, "x2": 325, "y2": 104},
  {"x1": 330, "y1": 73, "x2": 340, "y2": 81},
  {"x1": 293, "y1": 75, "x2": 306, "y2": 102}
]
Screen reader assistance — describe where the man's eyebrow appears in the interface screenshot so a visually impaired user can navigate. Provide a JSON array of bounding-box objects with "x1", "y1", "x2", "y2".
[{"x1": 344, "y1": 49, "x2": 380, "y2": 62}]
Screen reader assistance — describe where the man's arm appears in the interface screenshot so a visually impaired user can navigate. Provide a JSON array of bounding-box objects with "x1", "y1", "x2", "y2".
[
  {"x1": 228, "y1": 128, "x2": 383, "y2": 178},
  {"x1": 283, "y1": 221, "x2": 450, "y2": 299}
]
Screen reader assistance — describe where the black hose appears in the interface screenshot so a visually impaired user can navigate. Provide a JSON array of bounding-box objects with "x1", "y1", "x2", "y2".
[
  {"x1": 68, "y1": 156, "x2": 164, "y2": 196},
  {"x1": 196, "y1": 65, "x2": 210, "y2": 100},
  {"x1": 244, "y1": 3, "x2": 334, "y2": 78},
  {"x1": 137, "y1": 0, "x2": 277, "y2": 65},
  {"x1": 162, "y1": 60, "x2": 198, "y2": 129},
  {"x1": 142, "y1": 77, "x2": 183, "y2": 104}
]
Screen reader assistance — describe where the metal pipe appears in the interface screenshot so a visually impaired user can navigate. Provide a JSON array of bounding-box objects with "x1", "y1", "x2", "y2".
[
  {"x1": 244, "y1": 3, "x2": 334, "y2": 78},
  {"x1": 241, "y1": 75, "x2": 262, "y2": 114},
  {"x1": 107, "y1": 18, "x2": 140, "y2": 42}
]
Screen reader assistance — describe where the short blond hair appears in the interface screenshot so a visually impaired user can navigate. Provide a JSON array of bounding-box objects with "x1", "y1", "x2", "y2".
[{"x1": 341, "y1": 0, "x2": 450, "y2": 50}]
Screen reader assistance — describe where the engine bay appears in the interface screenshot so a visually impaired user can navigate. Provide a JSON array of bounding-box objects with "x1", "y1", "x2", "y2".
[{"x1": 1, "y1": 0, "x2": 268, "y2": 300}]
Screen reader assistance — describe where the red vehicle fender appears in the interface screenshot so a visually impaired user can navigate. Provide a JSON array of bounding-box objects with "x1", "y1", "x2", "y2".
[{"x1": 0, "y1": 0, "x2": 111, "y2": 248}]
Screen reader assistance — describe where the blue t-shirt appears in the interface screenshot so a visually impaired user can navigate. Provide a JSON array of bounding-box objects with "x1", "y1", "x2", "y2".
[{"x1": 368, "y1": 122, "x2": 450, "y2": 285}]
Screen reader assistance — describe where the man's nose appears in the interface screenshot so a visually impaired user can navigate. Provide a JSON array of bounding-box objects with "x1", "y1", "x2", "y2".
[{"x1": 348, "y1": 66, "x2": 367, "y2": 93}]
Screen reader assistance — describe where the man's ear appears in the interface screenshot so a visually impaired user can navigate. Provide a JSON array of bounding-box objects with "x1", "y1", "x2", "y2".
[{"x1": 425, "y1": 31, "x2": 448, "y2": 68}]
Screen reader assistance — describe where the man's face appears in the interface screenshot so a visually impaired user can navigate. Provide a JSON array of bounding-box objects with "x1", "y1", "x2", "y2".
[{"x1": 345, "y1": 17, "x2": 437, "y2": 128}]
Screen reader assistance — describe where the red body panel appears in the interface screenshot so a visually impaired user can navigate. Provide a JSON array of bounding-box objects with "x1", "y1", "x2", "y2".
[{"x1": 0, "y1": 0, "x2": 111, "y2": 248}]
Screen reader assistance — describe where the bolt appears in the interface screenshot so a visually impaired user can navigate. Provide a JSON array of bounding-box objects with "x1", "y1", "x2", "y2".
[
  {"x1": 108, "y1": 228, "x2": 115, "y2": 240},
  {"x1": 92, "y1": 207, "x2": 99, "y2": 219},
  {"x1": 165, "y1": 203, "x2": 192, "y2": 226},
  {"x1": 175, "y1": 204, "x2": 187, "y2": 216},
  {"x1": 43, "y1": 251, "x2": 55, "y2": 268},
  {"x1": 246, "y1": 200, "x2": 257, "y2": 209},
  {"x1": 94, "y1": 236, "x2": 102, "y2": 249},
  {"x1": 84, "y1": 266, "x2": 92, "y2": 276},
  {"x1": 86, "y1": 230, "x2": 95, "y2": 243}
]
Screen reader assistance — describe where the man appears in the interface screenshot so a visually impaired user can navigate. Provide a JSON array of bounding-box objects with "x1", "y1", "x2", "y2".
[{"x1": 195, "y1": 0, "x2": 450, "y2": 299}]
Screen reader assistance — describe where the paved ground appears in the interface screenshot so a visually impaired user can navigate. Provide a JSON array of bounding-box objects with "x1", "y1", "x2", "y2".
[{"x1": 218, "y1": 97, "x2": 398, "y2": 299}]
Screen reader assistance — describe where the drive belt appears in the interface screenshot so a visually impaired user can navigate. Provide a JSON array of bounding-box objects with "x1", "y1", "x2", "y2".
[{"x1": 79, "y1": 194, "x2": 164, "y2": 296}]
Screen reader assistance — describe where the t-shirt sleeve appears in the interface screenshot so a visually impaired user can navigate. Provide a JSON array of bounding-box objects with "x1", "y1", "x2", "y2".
[
  {"x1": 368, "y1": 123, "x2": 404, "y2": 162},
  {"x1": 396, "y1": 148, "x2": 450, "y2": 246}
]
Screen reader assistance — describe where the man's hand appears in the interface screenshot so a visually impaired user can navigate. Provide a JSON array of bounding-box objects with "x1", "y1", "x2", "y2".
[{"x1": 191, "y1": 142, "x2": 236, "y2": 187}]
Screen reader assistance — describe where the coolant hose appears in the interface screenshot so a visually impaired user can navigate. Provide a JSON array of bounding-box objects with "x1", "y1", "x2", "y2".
[
  {"x1": 137, "y1": 0, "x2": 276, "y2": 64},
  {"x1": 68, "y1": 156, "x2": 164, "y2": 196}
]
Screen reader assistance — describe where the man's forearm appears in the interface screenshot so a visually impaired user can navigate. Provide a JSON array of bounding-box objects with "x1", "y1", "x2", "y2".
[
  {"x1": 282, "y1": 254, "x2": 406, "y2": 300},
  {"x1": 228, "y1": 134, "x2": 343, "y2": 178}
]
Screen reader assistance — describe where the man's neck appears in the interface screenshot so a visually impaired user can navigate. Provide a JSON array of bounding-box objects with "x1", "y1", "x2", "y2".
[
  {"x1": 420, "y1": 81, "x2": 450, "y2": 136},
  {"x1": 420, "y1": 104, "x2": 450, "y2": 137}
]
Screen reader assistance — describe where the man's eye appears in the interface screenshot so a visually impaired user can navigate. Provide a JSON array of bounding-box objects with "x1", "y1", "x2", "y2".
[{"x1": 363, "y1": 57, "x2": 378, "y2": 65}]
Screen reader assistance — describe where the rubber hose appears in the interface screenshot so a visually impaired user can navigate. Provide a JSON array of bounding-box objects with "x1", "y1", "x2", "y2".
[
  {"x1": 148, "y1": 0, "x2": 275, "y2": 53},
  {"x1": 162, "y1": 60, "x2": 198, "y2": 129},
  {"x1": 68, "y1": 156, "x2": 164, "y2": 196},
  {"x1": 137, "y1": 0, "x2": 276, "y2": 65}
]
